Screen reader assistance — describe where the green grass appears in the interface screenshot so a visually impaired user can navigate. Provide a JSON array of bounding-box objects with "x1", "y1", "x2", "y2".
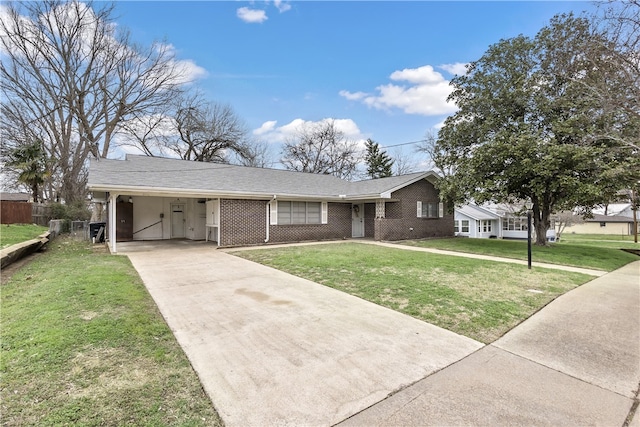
[
  {"x1": 0, "y1": 224, "x2": 49, "y2": 249},
  {"x1": 1, "y1": 237, "x2": 223, "y2": 427},
  {"x1": 558, "y1": 233, "x2": 639, "y2": 249},
  {"x1": 400, "y1": 237, "x2": 638, "y2": 271},
  {"x1": 234, "y1": 243, "x2": 591, "y2": 343}
]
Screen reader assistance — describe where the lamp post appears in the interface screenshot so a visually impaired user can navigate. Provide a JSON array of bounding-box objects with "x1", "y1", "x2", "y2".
[{"x1": 525, "y1": 201, "x2": 533, "y2": 269}]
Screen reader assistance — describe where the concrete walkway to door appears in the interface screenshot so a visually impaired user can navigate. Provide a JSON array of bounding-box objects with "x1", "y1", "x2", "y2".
[{"x1": 123, "y1": 241, "x2": 483, "y2": 426}]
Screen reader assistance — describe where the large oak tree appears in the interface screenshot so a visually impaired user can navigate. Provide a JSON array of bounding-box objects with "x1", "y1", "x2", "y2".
[{"x1": 431, "y1": 14, "x2": 637, "y2": 245}]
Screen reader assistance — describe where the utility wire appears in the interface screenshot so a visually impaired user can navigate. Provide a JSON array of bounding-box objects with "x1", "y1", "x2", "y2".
[{"x1": 380, "y1": 139, "x2": 428, "y2": 149}]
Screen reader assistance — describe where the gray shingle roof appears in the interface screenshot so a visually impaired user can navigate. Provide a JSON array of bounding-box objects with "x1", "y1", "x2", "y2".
[
  {"x1": 456, "y1": 204, "x2": 501, "y2": 220},
  {"x1": 88, "y1": 155, "x2": 437, "y2": 200}
]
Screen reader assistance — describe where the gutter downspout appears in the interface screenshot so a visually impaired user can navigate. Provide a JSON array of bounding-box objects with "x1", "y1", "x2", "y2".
[{"x1": 265, "y1": 195, "x2": 276, "y2": 243}]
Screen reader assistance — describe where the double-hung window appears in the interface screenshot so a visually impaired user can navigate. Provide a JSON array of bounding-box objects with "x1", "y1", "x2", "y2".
[
  {"x1": 273, "y1": 201, "x2": 327, "y2": 225},
  {"x1": 417, "y1": 201, "x2": 443, "y2": 218}
]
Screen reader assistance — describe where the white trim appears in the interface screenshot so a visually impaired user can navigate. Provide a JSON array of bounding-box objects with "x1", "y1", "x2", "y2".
[
  {"x1": 270, "y1": 200, "x2": 278, "y2": 225},
  {"x1": 109, "y1": 193, "x2": 118, "y2": 253},
  {"x1": 438, "y1": 202, "x2": 444, "y2": 218},
  {"x1": 321, "y1": 202, "x2": 328, "y2": 224},
  {"x1": 417, "y1": 201, "x2": 422, "y2": 218}
]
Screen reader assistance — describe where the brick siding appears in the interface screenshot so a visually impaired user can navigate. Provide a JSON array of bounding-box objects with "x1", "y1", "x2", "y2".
[
  {"x1": 219, "y1": 199, "x2": 267, "y2": 247},
  {"x1": 364, "y1": 203, "x2": 375, "y2": 238},
  {"x1": 219, "y1": 199, "x2": 352, "y2": 247},
  {"x1": 218, "y1": 179, "x2": 452, "y2": 246},
  {"x1": 375, "y1": 179, "x2": 454, "y2": 240}
]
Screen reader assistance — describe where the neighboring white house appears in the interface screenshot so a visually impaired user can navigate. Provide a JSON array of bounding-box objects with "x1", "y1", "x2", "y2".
[
  {"x1": 454, "y1": 204, "x2": 502, "y2": 239},
  {"x1": 454, "y1": 203, "x2": 555, "y2": 240}
]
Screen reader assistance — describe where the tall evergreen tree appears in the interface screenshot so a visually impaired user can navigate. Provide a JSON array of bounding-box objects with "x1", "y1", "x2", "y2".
[
  {"x1": 364, "y1": 139, "x2": 394, "y2": 179},
  {"x1": 430, "y1": 14, "x2": 637, "y2": 245}
]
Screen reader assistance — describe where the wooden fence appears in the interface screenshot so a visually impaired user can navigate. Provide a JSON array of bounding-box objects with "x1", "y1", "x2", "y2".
[
  {"x1": 1, "y1": 201, "x2": 32, "y2": 224},
  {"x1": 32, "y1": 203, "x2": 52, "y2": 226},
  {"x1": 0, "y1": 202, "x2": 52, "y2": 225}
]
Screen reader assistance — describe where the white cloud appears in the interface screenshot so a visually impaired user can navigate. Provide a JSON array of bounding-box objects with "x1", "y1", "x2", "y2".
[
  {"x1": 253, "y1": 120, "x2": 277, "y2": 136},
  {"x1": 338, "y1": 90, "x2": 367, "y2": 101},
  {"x1": 340, "y1": 64, "x2": 458, "y2": 116},
  {"x1": 433, "y1": 120, "x2": 447, "y2": 130},
  {"x1": 237, "y1": 7, "x2": 268, "y2": 23},
  {"x1": 253, "y1": 118, "x2": 365, "y2": 144},
  {"x1": 439, "y1": 62, "x2": 469, "y2": 76},
  {"x1": 274, "y1": 1, "x2": 292, "y2": 13}
]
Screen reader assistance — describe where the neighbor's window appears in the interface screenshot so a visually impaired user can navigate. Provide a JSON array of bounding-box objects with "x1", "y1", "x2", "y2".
[
  {"x1": 278, "y1": 201, "x2": 322, "y2": 224},
  {"x1": 479, "y1": 220, "x2": 492, "y2": 233},
  {"x1": 503, "y1": 217, "x2": 527, "y2": 231},
  {"x1": 461, "y1": 220, "x2": 470, "y2": 233},
  {"x1": 600, "y1": 222, "x2": 606, "y2": 228},
  {"x1": 454, "y1": 221, "x2": 460, "y2": 233}
]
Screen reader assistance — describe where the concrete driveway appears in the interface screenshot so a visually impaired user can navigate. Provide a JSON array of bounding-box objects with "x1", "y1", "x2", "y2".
[{"x1": 123, "y1": 241, "x2": 483, "y2": 426}]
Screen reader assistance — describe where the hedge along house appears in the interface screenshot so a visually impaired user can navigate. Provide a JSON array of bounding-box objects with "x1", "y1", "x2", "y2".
[{"x1": 87, "y1": 155, "x2": 452, "y2": 253}]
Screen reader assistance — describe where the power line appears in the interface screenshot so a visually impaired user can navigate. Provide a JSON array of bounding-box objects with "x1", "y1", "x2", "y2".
[{"x1": 380, "y1": 139, "x2": 428, "y2": 149}]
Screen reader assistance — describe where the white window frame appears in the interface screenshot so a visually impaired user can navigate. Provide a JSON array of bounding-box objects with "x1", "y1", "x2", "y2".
[
  {"x1": 461, "y1": 220, "x2": 470, "y2": 233},
  {"x1": 417, "y1": 201, "x2": 444, "y2": 219},
  {"x1": 271, "y1": 201, "x2": 327, "y2": 225}
]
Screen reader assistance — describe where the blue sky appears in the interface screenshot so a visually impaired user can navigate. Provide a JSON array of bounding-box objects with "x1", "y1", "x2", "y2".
[{"x1": 114, "y1": 1, "x2": 595, "y2": 171}]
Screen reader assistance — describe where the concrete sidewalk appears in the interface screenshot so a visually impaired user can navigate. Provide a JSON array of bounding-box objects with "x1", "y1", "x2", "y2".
[
  {"x1": 363, "y1": 240, "x2": 608, "y2": 276},
  {"x1": 124, "y1": 242, "x2": 483, "y2": 426},
  {"x1": 228, "y1": 239, "x2": 607, "y2": 276},
  {"x1": 339, "y1": 260, "x2": 640, "y2": 426}
]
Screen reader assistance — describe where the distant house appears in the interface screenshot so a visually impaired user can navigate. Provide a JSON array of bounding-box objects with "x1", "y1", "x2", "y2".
[
  {"x1": 454, "y1": 204, "x2": 502, "y2": 239},
  {"x1": 0, "y1": 192, "x2": 32, "y2": 202},
  {"x1": 563, "y1": 214, "x2": 637, "y2": 236},
  {"x1": 87, "y1": 155, "x2": 453, "y2": 253},
  {"x1": 454, "y1": 202, "x2": 555, "y2": 240}
]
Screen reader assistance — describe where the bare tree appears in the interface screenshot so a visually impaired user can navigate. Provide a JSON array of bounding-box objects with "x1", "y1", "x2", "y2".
[
  {"x1": 391, "y1": 148, "x2": 420, "y2": 176},
  {"x1": 280, "y1": 119, "x2": 361, "y2": 180},
  {"x1": 552, "y1": 210, "x2": 584, "y2": 241},
  {"x1": 572, "y1": 2, "x2": 640, "y2": 151},
  {"x1": 169, "y1": 96, "x2": 250, "y2": 162},
  {"x1": 116, "y1": 91, "x2": 257, "y2": 165},
  {"x1": 0, "y1": 1, "x2": 186, "y2": 202},
  {"x1": 230, "y1": 139, "x2": 277, "y2": 168}
]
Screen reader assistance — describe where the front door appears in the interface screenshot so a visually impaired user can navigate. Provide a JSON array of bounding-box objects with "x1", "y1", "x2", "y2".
[
  {"x1": 116, "y1": 201, "x2": 133, "y2": 242},
  {"x1": 351, "y1": 203, "x2": 364, "y2": 238},
  {"x1": 171, "y1": 203, "x2": 185, "y2": 238}
]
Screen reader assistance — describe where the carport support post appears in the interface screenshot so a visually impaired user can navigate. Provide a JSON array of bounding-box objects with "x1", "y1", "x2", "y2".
[{"x1": 109, "y1": 193, "x2": 119, "y2": 253}]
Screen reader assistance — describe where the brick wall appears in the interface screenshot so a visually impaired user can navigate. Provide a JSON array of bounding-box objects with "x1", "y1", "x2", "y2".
[
  {"x1": 219, "y1": 199, "x2": 353, "y2": 247},
  {"x1": 270, "y1": 202, "x2": 352, "y2": 243},
  {"x1": 375, "y1": 179, "x2": 454, "y2": 240},
  {"x1": 218, "y1": 180, "x2": 453, "y2": 247},
  {"x1": 364, "y1": 203, "x2": 375, "y2": 238},
  {"x1": 219, "y1": 199, "x2": 267, "y2": 247}
]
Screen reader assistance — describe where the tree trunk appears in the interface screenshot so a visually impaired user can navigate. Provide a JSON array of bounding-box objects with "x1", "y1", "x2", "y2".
[{"x1": 533, "y1": 204, "x2": 551, "y2": 246}]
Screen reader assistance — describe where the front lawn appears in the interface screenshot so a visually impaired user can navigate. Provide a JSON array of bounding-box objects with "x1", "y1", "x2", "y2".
[
  {"x1": 0, "y1": 223, "x2": 49, "y2": 249},
  {"x1": 557, "y1": 233, "x2": 639, "y2": 249},
  {"x1": 400, "y1": 237, "x2": 637, "y2": 271},
  {"x1": 234, "y1": 243, "x2": 591, "y2": 343},
  {"x1": 1, "y1": 238, "x2": 223, "y2": 426}
]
